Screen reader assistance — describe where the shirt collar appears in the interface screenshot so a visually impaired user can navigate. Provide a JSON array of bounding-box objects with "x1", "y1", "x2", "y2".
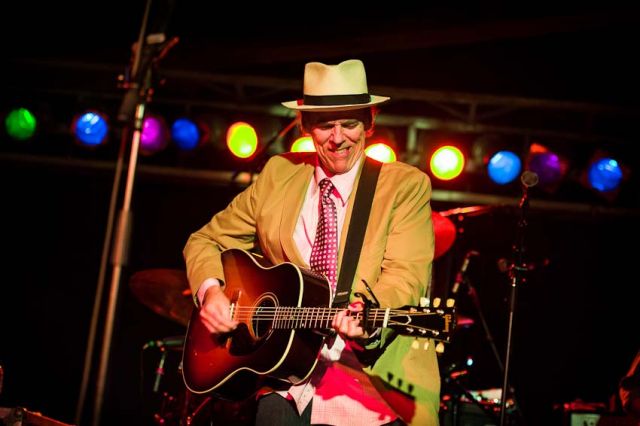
[{"x1": 314, "y1": 155, "x2": 363, "y2": 207}]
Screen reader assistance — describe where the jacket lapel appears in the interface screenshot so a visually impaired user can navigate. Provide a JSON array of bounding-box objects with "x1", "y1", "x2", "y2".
[{"x1": 279, "y1": 162, "x2": 314, "y2": 267}]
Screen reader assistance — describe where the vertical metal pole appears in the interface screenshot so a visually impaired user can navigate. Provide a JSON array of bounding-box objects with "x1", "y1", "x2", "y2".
[{"x1": 92, "y1": 102, "x2": 146, "y2": 426}]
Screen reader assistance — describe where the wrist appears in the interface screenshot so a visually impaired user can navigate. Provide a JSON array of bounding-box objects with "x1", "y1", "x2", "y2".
[{"x1": 197, "y1": 278, "x2": 222, "y2": 305}]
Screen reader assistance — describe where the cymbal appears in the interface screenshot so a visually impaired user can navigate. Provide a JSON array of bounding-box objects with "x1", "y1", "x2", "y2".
[
  {"x1": 438, "y1": 205, "x2": 494, "y2": 218},
  {"x1": 457, "y1": 314, "x2": 474, "y2": 328},
  {"x1": 432, "y1": 211, "x2": 456, "y2": 259},
  {"x1": 129, "y1": 269, "x2": 193, "y2": 326}
]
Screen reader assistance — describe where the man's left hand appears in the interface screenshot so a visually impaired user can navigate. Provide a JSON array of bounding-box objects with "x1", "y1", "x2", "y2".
[{"x1": 332, "y1": 301, "x2": 368, "y2": 339}]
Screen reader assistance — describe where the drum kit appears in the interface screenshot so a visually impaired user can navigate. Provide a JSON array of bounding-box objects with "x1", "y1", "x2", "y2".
[{"x1": 128, "y1": 207, "x2": 505, "y2": 425}]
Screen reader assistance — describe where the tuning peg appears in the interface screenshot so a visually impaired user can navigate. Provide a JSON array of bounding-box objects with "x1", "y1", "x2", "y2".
[
  {"x1": 432, "y1": 297, "x2": 441, "y2": 308},
  {"x1": 435, "y1": 342, "x2": 445, "y2": 353},
  {"x1": 419, "y1": 297, "x2": 429, "y2": 307},
  {"x1": 446, "y1": 298, "x2": 455, "y2": 308}
]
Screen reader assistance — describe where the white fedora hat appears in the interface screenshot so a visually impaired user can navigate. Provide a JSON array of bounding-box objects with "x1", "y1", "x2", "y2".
[{"x1": 282, "y1": 59, "x2": 390, "y2": 112}]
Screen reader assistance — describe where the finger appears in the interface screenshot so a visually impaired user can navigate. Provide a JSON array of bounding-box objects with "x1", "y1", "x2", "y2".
[
  {"x1": 335, "y1": 314, "x2": 355, "y2": 337},
  {"x1": 349, "y1": 301, "x2": 364, "y2": 313},
  {"x1": 201, "y1": 303, "x2": 237, "y2": 333},
  {"x1": 211, "y1": 306, "x2": 238, "y2": 332},
  {"x1": 341, "y1": 313, "x2": 366, "y2": 338},
  {"x1": 332, "y1": 309, "x2": 349, "y2": 329},
  {"x1": 199, "y1": 309, "x2": 219, "y2": 334}
]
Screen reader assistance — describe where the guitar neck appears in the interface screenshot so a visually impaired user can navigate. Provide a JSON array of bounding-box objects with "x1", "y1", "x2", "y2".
[
  {"x1": 237, "y1": 305, "x2": 451, "y2": 341},
  {"x1": 266, "y1": 307, "x2": 387, "y2": 330}
]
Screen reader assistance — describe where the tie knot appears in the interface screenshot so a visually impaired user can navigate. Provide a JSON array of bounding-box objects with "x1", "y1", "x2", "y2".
[{"x1": 318, "y1": 178, "x2": 334, "y2": 199}]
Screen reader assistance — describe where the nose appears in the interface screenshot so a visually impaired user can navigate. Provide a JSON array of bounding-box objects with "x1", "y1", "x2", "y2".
[{"x1": 330, "y1": 124, "x2": 345, "y2": 143}]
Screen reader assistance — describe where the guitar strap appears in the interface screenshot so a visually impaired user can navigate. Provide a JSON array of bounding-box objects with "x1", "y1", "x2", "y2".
[{"x1": 332, "y1": 157, "x2": 382, "y2": 308}]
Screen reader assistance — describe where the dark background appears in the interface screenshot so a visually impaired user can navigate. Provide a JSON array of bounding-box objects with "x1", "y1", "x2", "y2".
[{"x1": 1, "y1": 2, "x2": 639, "y2": 425}]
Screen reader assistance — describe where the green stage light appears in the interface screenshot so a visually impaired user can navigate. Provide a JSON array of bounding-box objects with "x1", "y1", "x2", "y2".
[
  {"x1": 5, "y1": 108, "x2": 37, "y2": 140},
  {"x1": 226, "y1": 122, "x2": 258, "y2": 159},
  {"x1": 430, "y1": 145, "x2": 465, "y2": 180}
]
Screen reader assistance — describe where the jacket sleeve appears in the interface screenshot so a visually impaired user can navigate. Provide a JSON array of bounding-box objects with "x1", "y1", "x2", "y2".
[
  {"x1": 182, "y1": 159, "x2": 274, "y2": 302},
  {"x1": 373, "y1": 168, "x2": 434, "y2": 309}
]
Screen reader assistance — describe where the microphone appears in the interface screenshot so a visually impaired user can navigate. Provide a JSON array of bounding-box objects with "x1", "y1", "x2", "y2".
[
  {"x1": 521, "y1": 170, "x2": 539, "y2": 188},
  {"x1": 117, "y1": 0, "x2": 176, "y2": 123},
  {"x1": 452, "y1": 250, "x2": 480, "y2": 295},
  {"x1": 519, "y1": 170, "x2": 539, "y2": 208},
  {"x1": 142, "y1": 335, "x2": 184, "y2": 350}
]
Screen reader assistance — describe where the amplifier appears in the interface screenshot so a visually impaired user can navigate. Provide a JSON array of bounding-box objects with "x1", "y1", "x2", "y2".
[{"x1": 440, "y1": 400, "x2": 513, "y2": 426}]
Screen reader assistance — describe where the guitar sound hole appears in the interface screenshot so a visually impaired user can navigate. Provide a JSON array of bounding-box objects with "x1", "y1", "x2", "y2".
[{"x1": 252, "y1": 298, "x2": 275, "y2": 338}]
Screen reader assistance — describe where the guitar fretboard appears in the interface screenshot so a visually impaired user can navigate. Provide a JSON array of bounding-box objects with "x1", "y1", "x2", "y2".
[{"x1": 230, "y1": 306, "x2": 450, "y2": 339}]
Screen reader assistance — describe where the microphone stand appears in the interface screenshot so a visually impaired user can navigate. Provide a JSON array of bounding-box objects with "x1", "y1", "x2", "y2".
[
  {"x1": 498, "y1": 172, "x2": 537, "y2": 426},
  {"x1": 466, "y1": 280, "x2": 504, "y2": 376},
  {"x1": 467, "y1": 278, "x2": 526, "y2": 425},
  {"x1": 73, "y1": 2, "x2": 177, "y2": 424}
]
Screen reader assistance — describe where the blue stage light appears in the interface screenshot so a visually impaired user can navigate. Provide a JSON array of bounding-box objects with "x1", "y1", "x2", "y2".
[
  {"x1": 171, "y1": 118, "x2": 200, "y2": 151},
  {"x1": 588, "y1": 158, "x2": 623, "y2": 192},
  {"x1": 73, "y1": 111, "x2": 109, "y2": 146},
  {"x1": 487, "y1": 150, "x2": 521, "y2": 184}
]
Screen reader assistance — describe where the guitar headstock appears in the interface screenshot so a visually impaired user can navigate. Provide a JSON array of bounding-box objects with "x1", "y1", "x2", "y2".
[{"x1": 386, "y1": 297, "x2": 457, "y2": 349}]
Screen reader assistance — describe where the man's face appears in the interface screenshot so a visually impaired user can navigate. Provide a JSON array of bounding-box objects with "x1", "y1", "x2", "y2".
[{"x1": 310, "y1": 118, "x2": 366, "y2": 175}]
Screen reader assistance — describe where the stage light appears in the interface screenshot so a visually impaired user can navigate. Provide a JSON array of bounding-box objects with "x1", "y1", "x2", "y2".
[
  {"x1": 72, "y1": 111, "x2": 109, "y2": 147},
  {"x1": 290, "y1": 135, "x2": 315, "y2": 152},
  {"x1": 430, "y1": 145, "x2": 465, "y2": 181},
  {"x1": 471, "y1": 134, "x2": 523, "y2": 184},
  {"x1": 226, "y1": 121, "x2": 258, "y2": 159},
  {"x1": 365, "y1": 142, "x2": 396, "y2": 163},
  {"x1": 171, "y1": 117, "x2": 200, "y2": 151},
  {"x1": 487, "y1": 150, "x2": 522, "y2": 185},
  {"x1": 525, "y1": 143, "x2": 569, "y2": 191},
  {"x1": 140, "y1": 114, "x2": 169, "y2": 155},
  {"x1": 588, "y1": 157, "x2": 623, "y2": 192},
  {"x1": 5, "y1": 107, "x2": 37, "y2": 140}
]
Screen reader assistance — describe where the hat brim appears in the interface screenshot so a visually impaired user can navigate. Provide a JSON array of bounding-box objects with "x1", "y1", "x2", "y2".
[{"x1": 281, "y1": 95, "x2": 390, "y2": 112}]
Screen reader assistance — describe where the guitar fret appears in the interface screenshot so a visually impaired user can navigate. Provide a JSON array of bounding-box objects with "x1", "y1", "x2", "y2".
[
  {"x1": 279, "y1": 306, "x2": 283, "y2": 329},
  {"x1": 274, "y1": 307, "x2": 279, "y2": 329}
]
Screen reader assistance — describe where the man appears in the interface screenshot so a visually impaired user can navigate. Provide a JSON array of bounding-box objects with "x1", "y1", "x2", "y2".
[{"x1": 183, "y1": 59, "x2": 440, "y2": 425}]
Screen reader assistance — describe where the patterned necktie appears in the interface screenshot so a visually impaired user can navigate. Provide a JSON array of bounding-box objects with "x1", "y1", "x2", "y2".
[{"x1": 310, "y1": 178, "x2": 338, "y2": 293}]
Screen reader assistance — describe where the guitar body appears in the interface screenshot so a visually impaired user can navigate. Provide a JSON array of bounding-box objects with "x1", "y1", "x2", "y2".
[{"x1": 182, "y1": 249, "x2": 331, "y2": 397}]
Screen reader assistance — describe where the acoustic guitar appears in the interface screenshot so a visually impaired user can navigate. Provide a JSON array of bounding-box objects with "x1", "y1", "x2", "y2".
[{"x1": 182, "y1": 248, "x2": 456, "y2": 398}]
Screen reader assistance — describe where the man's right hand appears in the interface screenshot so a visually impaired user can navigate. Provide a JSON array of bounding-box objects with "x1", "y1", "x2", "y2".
[{"x1": 199, "y1": 285, "x2": 238, "y2": 334}]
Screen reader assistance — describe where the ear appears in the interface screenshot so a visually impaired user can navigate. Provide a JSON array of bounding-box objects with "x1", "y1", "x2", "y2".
[
  {"x1": 365, "y1": 126, "x2": 375, "y2": 138},
  {"x1": 296, "y1": 112, "x2": 307, "y2": 134}
]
